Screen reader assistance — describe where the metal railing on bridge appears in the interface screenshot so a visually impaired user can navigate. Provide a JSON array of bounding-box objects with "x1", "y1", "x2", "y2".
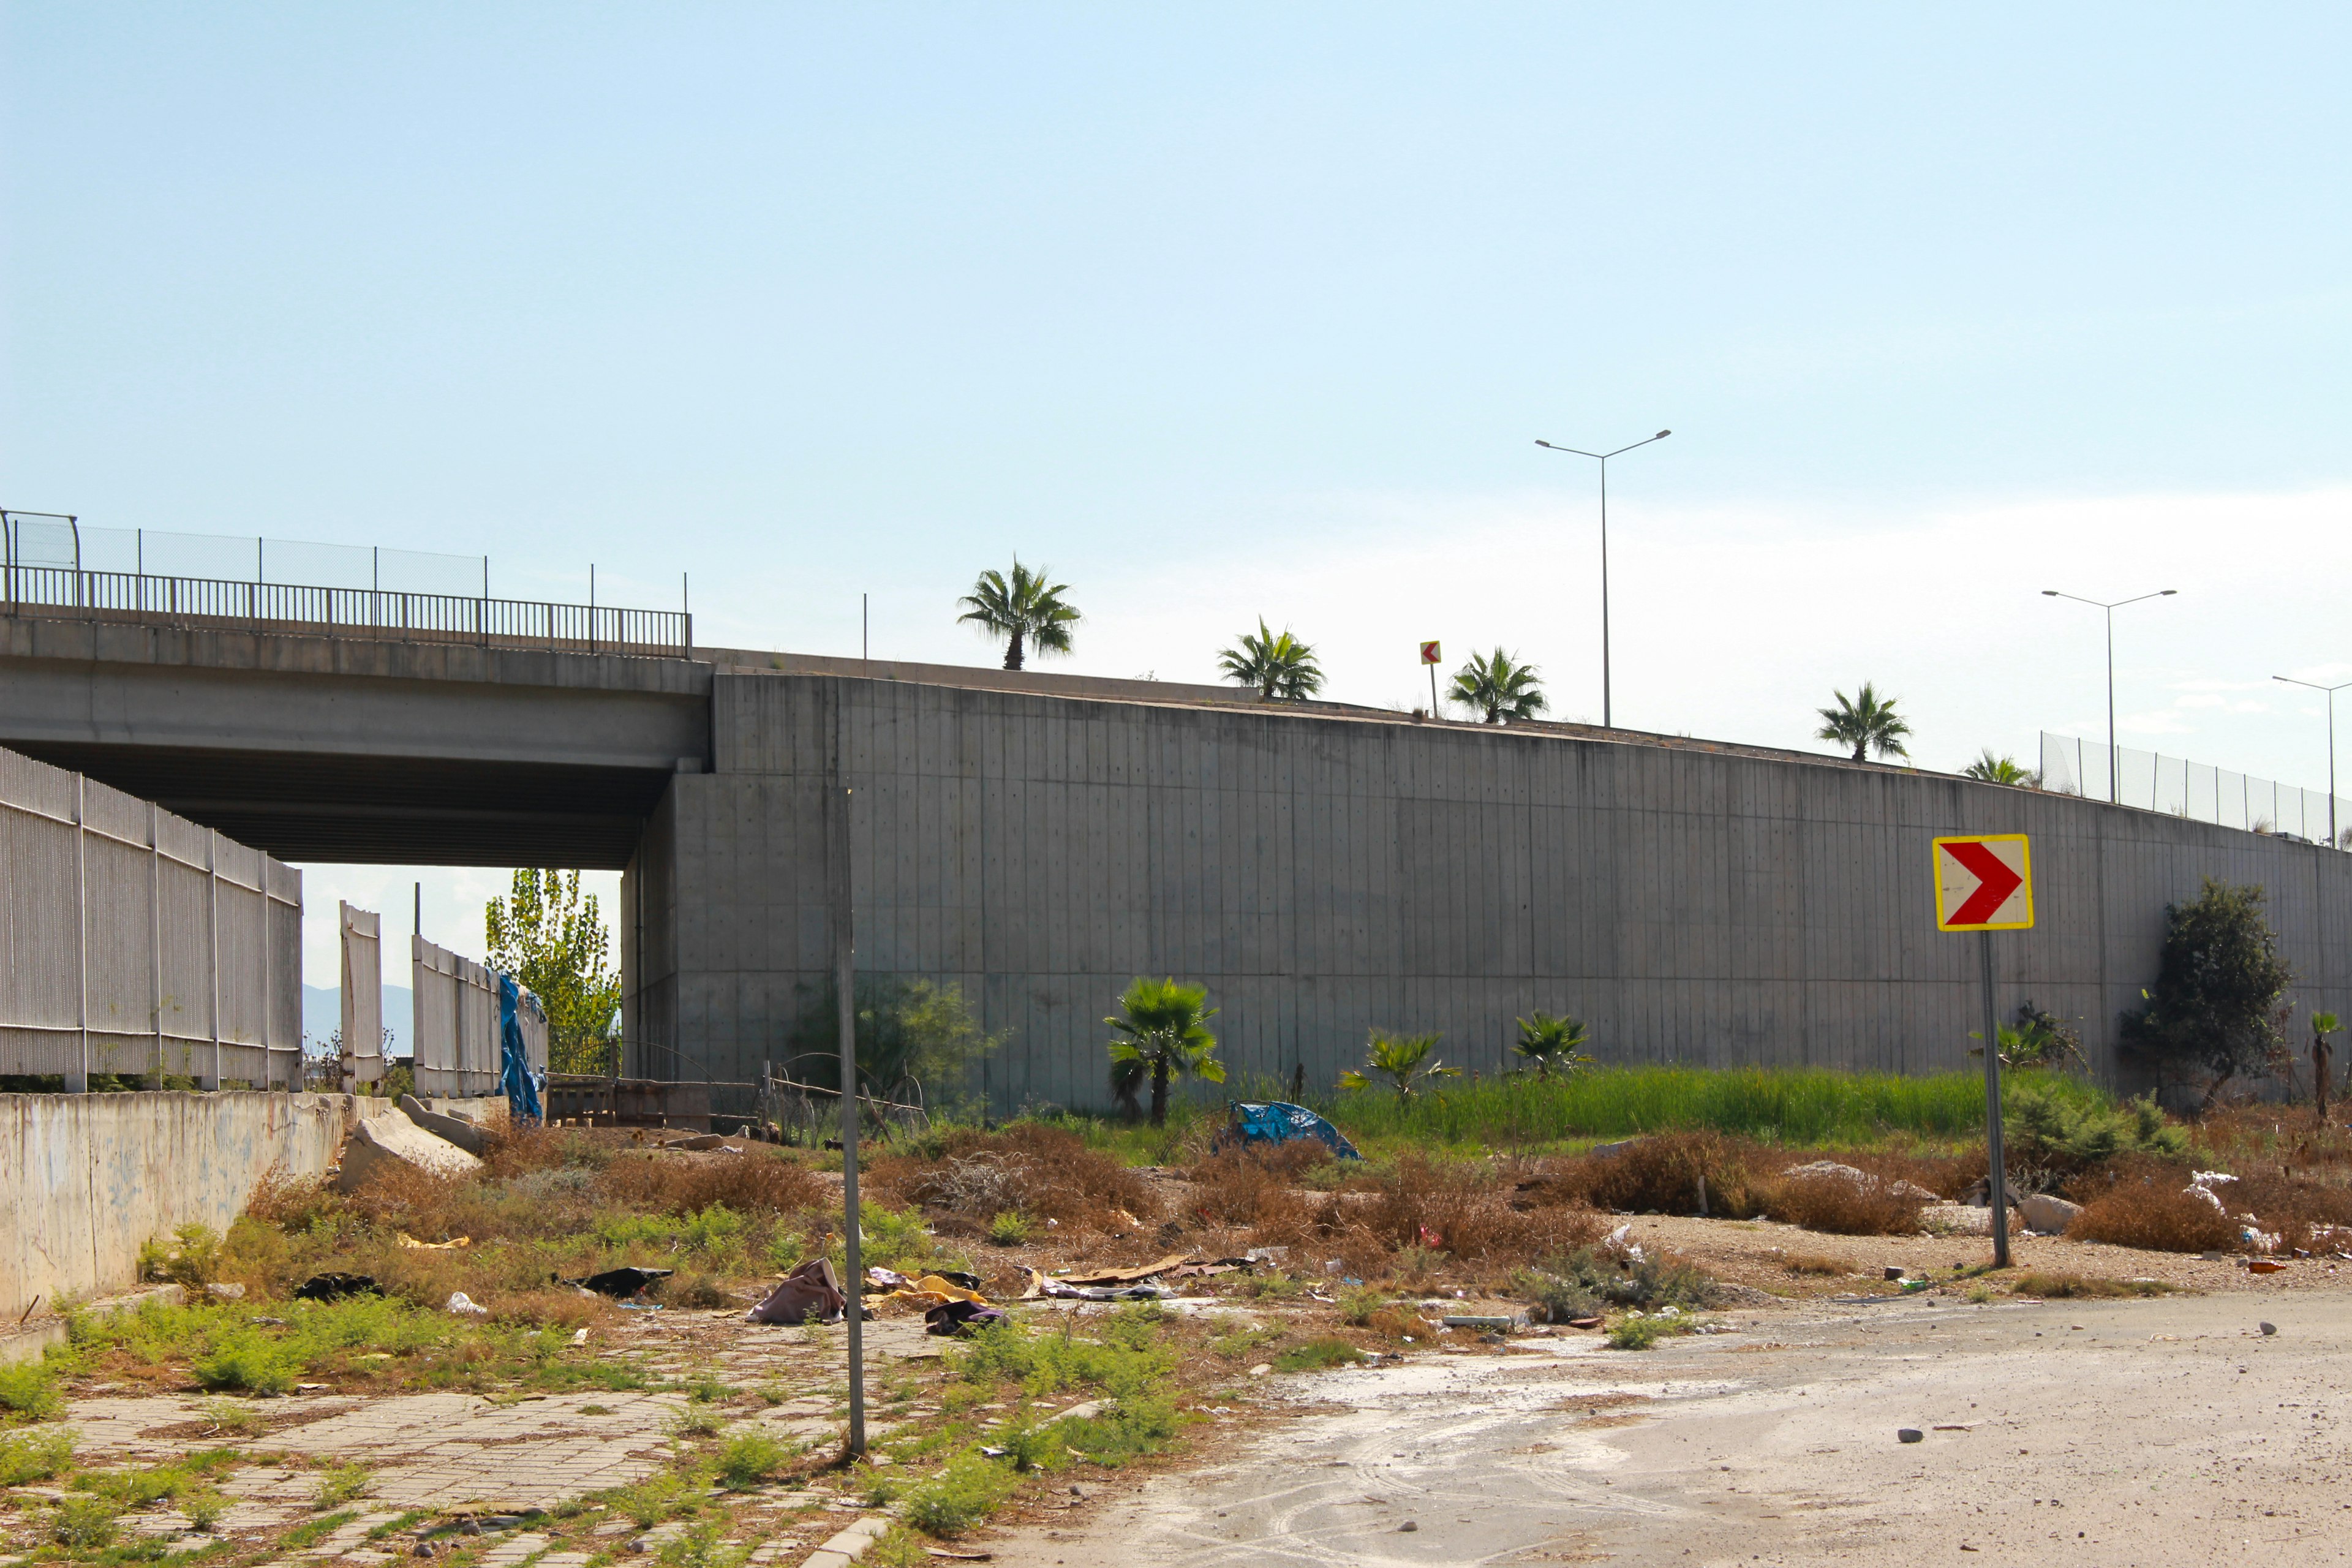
[
  {"x1": 2039, "y1": 730, "x2": 2351, "y2": 850},
  {"x1": 3, "y1": 511, "x2": 691, "y2": 659}
]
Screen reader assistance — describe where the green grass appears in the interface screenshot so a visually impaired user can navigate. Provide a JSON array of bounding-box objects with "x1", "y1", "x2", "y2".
[
  {"x1": 311, "y1": 1461, "x2": 373, "y2": 1509},
  {"x1": 1604, "y1": 1313, "x2": 1689, "y2": 1350},
  {"x1": 1272, "y1": 1338, "x2": 1366, "y2": 1372},
  {"x1": 0, "y1": 1356, "x2": 66, "y2": 1421},
  {"x1": 282, "y1": 1509, "x2": 359, "y2": 1551},
  {"x1": 0, "y1": 1428, "x2": 76, "y2": 1485},
  {"x1": 976, "y1": 1066, "x2": 2126, "y2": 1162},
  {"x1": 1322, "y1": 1066, "x2": 2117, "y2": 1149}
]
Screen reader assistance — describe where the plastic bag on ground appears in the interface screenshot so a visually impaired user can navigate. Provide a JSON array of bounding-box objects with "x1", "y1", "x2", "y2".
[{"x1": 748, "y1": 1258, "x2": 848, "y2": 1325}]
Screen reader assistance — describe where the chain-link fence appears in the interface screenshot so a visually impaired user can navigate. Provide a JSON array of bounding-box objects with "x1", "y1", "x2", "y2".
[
  {"x1": 3, "y1": 511, "x2": 689, "y2": 657},
  {"x1": 2040, "y1": 731, "x2": 2350, "y2": 848}
]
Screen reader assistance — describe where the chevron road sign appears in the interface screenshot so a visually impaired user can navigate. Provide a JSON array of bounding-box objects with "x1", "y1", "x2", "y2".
[{"x1": 1931, "y1": 834, "x2": 2034, "y2": 932}]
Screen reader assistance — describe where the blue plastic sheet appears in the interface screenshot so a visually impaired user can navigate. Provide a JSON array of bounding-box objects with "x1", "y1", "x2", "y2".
[
  {"x1": 1216, "y1": 1101, "x2": 1362, "y2": 1161},
  {"x1": 498, "y1": 973, "x2": 543, "y2": 1126}
]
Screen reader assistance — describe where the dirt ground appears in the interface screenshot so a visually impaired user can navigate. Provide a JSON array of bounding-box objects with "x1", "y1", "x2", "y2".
[{"x1": 981, "y1": 1283, "x2": 2352, "y2": 1566}]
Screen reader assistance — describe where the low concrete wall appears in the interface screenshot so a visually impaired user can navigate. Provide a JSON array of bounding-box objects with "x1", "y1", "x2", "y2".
[{"x1": 0, "y1": 1090, "x2": 507, "y2": 1323}]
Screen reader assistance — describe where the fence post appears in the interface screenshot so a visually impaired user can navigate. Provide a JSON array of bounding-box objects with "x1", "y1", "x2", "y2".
[
  {"x1": 151, "y1": 801, "x2": 164, "y2": 1087},
  {"x1": 70, "y1": 774, "x2": 89, "y2": 1092},
  {"x1": 207, "y1": 830, "x2": 222, "y2": 1091}
]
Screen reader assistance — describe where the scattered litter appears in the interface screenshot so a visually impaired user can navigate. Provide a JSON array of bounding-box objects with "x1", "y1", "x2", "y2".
[
  {"x1": 978, "y1": 1446, "x2": 1007, "y2": 1458},
  {"x1": 1247, "y1": 1363, "x2": 1272, "y2": 1376},
  {"x1": 444, "y1": 1292, "x2": 488, "y2": 1316},
  {"x1": 1441, "y1": 1315, "x2": 1520, "y2": 1332},
  {"x1": 1897, "y1": 1428, "x2": 1924, "y2": 1444},
  {"x1": 1883, "y1": 1267, "x2": 1905, "y2": 1281},
  {"x1": 574, "y1": 1266, "x2": 676, "y2": 1299},
  {"x1": 1932, "y1": 1423, "x2": 1975, "y2": 1431},
  {"x1": 924, "y1": 1299, "x2": 1009, "y2": 1336},
  {"x1": 618, "y1": 1302, "x2": 665, "y2": 1312},
  {"x1": 748, "y1": 1259, "x2": 851, "y2": 1325},
  {"x1": 2247, "y1": 1261, "x2": 2288, "y2": 1275},
  {"x1": 1019, "y1": 1267, "x2": 1169, "y2": 1302},
  {"x1": 1567, "y1": 1316, "x2": 1604, "y2": 1330},
  {"x1": 662, "y1": 1133, "x2": 736, "y2": 1151},
  {"x1": 398, "y1": 1233, "x2": 473, "y2": 1250},
  {"x1": 293, "y1": 1273, "x2": 380, "y2": 1302},
  {"x1": 569, "y1": 1328, "x2": 589, "y2": 1346},
  {"x1": 924, "y1": 1550, "x2": 994, "y2": 1561},
  {"x1": 1212, "y1": 1100, "x2": 1363, "y2": 1161}
]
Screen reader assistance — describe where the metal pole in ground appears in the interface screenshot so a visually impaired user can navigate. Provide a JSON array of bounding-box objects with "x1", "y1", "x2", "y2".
[
  {"x1": 833, "y1": 693, "x2": 865, "y2": 1458},
  {"x1": 1980, "y1": 929, "x2": 2010, "y2": 1268}
]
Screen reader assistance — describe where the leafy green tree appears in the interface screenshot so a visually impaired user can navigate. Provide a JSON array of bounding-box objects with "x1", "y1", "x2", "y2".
[
  {"x1": 1962, "y1": 749, "x2": 2037, "y2": 786},
  {"x1": 1449, "y1": 649, "x2": 1548, "y2": 724},
  {"x1": 2120, "y1": 878, "x2": 2296, "y2": 1109},
  {"x1": 484, "y1": 871, "x2": 620, "y2": 1074},
  {"x1": 1512, "y1": 1012, "x2": 1595, "y2": 1077},
  {"x1": 1815, "y1": 682, "x2": 1911, "y2": 762},
  {"x1": 1218, "y1": 620, "x2": 1325, "y2": 700},
  {"x1": 1340, "y1": 1030, "x2": 1459, "y2": 1099},
  {"x1": 785, "y1": 976, "x2": 1001, "y2": 1110},
  {"x1": 1106, "y1": 978, "x2": 1224, "y2": 1127},
  {"x1": 956, "y1": 558, "x2": 1080, "y2": 671}
]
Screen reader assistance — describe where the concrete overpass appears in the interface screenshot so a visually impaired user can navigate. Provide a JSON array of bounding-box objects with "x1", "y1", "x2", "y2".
[{"x1": 6, "y1": 604, "x2": 2348, "y2": 1115}]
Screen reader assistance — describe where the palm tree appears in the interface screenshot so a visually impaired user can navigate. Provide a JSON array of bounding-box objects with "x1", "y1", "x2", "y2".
[
  {"x1": 1815, "y1": 681, "x2": 1911, "y2": 762},
  {"x1": 1512, "y1": 1012, "x2": 1594, "y2": 1078},
  {"x1": 1339, "y1": 1030, "x2": 1459, "y2": 1099},
  {"x1": 956, "y1": 559, "x2": 1081, "y2": 671},
  {"x1": 1961, "y1": 749, "x2": 2037, "y2": 787},
  {"x1": 1106, "y1": 977, "x2": 1224, "y2": 1128},
  {"x1": 1218, "y1": 620, "x2": 1325, "y2": 701},
  {"x1": 1449, "y1": 649, "x2": 1548, "y2": 725}
]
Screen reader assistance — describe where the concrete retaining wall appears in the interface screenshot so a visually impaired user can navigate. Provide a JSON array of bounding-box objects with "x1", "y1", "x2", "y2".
[
  {"x1": 0, "y1": 1090, "x2": 506, "y2": 1322},
  {"x1": 625, "y1": 673, "x2": 2352, "y2": 1114}
]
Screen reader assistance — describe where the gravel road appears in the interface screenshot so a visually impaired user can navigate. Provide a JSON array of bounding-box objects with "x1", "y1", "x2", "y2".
[{"x1": 986, "y1": 1290, "x2": 2352, "y2": 1566}]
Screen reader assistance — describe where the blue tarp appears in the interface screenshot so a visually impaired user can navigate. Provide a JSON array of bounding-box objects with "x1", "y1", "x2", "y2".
[
  {"x1": 1218, "y1": 1101, "x2": 1362, "y2": 1161},
  {"x1": 498, "y1": 974, "x2": 543, "y2": 1126}
]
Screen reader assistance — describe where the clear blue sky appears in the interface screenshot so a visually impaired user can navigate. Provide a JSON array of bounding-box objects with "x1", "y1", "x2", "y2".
[{"x1": 7, "y1": 6, "x2": 2349, "y2": 979}]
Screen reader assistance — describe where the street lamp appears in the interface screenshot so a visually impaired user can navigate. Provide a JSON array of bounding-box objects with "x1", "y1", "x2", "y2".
[
  {"x1": 2041, "y1": 589, "x2": 2178, "y2": 804},
  {"x1": 1535, "y1": 429, "x2": 1670, "y2": 727},
  {"x1": 2273, "y1": 673, "x2": 2351, "y2": 849}
]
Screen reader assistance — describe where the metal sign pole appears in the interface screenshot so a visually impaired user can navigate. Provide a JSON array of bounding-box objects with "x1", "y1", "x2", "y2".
[
  {"x1": 833, "y1": 696, "x2": 865, "y2": 1458},
  {"x1": 1979, "y1": 929, "x2": 2010, "y2": 1268}
]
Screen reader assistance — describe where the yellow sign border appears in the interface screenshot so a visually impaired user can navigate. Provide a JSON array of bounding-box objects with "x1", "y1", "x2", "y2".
[{"x1": 1931, "y1": 833, "x2": 2035, "y2": 932}]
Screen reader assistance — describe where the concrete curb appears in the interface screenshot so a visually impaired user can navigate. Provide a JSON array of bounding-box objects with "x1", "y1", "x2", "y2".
[
  {"x1": 802, "y1": 1515, "x2": 889, "y2": 1568},
  {"x1": 0, "y1": 1283, "x2": 185, "y2": 1365}
]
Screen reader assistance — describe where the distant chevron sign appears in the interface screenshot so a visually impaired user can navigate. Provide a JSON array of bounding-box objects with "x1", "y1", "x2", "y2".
[{"x1": 1932, "y1": 834, "x2": 2034, "y2": 932}]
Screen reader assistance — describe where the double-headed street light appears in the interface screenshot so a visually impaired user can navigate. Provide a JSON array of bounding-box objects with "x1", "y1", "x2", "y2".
[
  {"x1": 2040, "y1": 588, "x2": 2177, "y2": 804},
  {"x1": 2273, "y1": 674, "x2": 2350, "y2": 849},
  {"x1": 1535, "y1": 429, "x2": 1670, "y2": 728}
]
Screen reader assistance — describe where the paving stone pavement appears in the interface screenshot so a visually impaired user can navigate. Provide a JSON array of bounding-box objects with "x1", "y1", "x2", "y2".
[{"x1": 66, "y1": 1391, "x2": 687, "y2": 1514}]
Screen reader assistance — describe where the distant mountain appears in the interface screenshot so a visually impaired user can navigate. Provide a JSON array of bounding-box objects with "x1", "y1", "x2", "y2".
[{"x1": 302, "y1": 983, "x2": 413, "y2": 1057}]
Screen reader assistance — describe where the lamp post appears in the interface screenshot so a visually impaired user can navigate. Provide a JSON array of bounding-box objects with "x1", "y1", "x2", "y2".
[
  {"x1": 2040, "y1": 588, "x2": 2177, "y2": 804},
  {"x1": 1535, "y1": 429, "x2": 1670, "y2": 728},
  {"x1": 2274, "y1": 674, "x2": 2350, "y2": 849}
]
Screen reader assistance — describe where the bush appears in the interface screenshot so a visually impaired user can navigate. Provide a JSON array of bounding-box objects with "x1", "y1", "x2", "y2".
[
  {"x1": 51, "y1": 1494, "x2": 120, "y2": 1550},
  {"x1": 597, "y1": 1150, "x2": 827, "y2": 1218},
  {"x1": 1768, "y1": 1170, "x2": 1929, "y2": 1236},
  {"x1": 1564, "y1": 1131, "x2": 1770, "y2": 1218},
  {"x1": 1605, "y1": 1313, "x2": 1689, "y2": 1351},
  {"x1": 0, "y1": 1429, "x2": 75, "y2": 1485},
  {"x1": 900, "y1": 1452, "x2": 1020, "y2": 1536},
  {"x1": 1184, "y1": 1144, "x2": 1327, "y2": 1231},
  {"x1": 715, "y1": 1433, "x2": 791, "y2": 1489},
  {"x1": 0, "y1": 1359, "x2": 64, "y2": 1422},
  {"x1": 2006, "y1": 1079, "x2": 2188, "y2": 1169},
  {"x1": 2008, "y1": 1272, "x2": 2174, "y2": 1298},
  {"x1": 192, "y1": 1329, "x2": 303, "y2": 1395},
  {"x1": 986, "y1": 1210, "x2": 1034, "y2": 1246},
  {"x1": 1518, "y1": 1245, "x2": 1716, "y2": 1317},
  {"x1": 874, "y1": 1124, "x2": 1155, "y2": 1229},
  {"x1": 2067, "y1": 1166, "x2": 2239, "y2": 1253},
  {"x1": 1272, "y1": 1338, "x2": 1365, "y2": 1372},
  {"x1": 1362, "y1": 1153, "x2": 1603, "y2": 1262}
]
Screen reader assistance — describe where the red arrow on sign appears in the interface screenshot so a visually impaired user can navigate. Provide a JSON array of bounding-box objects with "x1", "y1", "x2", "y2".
[{"x1": 1943, "y1": 840, "x2": 2024, "y2": 925}]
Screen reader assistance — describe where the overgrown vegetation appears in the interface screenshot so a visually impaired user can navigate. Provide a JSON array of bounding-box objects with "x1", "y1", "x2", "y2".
[{"x1": 2121, "y1": 878, "x2": 2296, "y2": 1107}]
